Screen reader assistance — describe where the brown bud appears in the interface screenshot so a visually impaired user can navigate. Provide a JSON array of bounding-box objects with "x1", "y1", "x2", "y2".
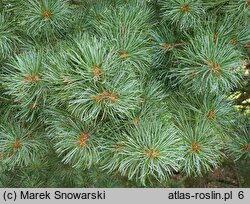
[
  {"x1": 23, "y1": 75, "x2": 40, "y2": 82},
  {"x1": 78, "y1": 132, "x2": 90, "y2": 147},
  {"x1": 42, "y1": 10, "x2": 51, "y2": 19},
  {"x1": 242, "y1": 144, "x2": 250, "y2": 151},
  {"x1": 13, "y1": 140, "x2": 21, "y2": 150},
  {"x1": 191, "y1": 142, "x2": 201, "y2": 152},
  {"x1": 160, "y1": 43, "x2": 174, "y2": 51},
  {"x1": 145, "y1": 148, "x2": 159, "y2": 158},
  {"x1": 92, "y1": 65, "x2": 102, "y2": 77},
  {"x1": 119, "y1": 50, "x2": 129, "y2": 59},
  {"x1": 207, "y1": 110, "x2": 216, "y2": 120},
  {"x1": 93, "y1": 92, "x2": 118, "y2": 103},
  {"x1": 180, "y1": 4, "x2": 189, "y2": 12}
]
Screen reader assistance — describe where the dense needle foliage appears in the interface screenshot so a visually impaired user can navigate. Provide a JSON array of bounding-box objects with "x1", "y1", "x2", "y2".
[{"x1": 0, "y1": 0, "x2": 249, "y2": 187}]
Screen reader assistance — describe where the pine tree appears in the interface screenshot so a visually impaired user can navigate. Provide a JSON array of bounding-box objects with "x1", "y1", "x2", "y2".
[{"x1": 0, "y1": 0, "x2": 249, "y2": 187}]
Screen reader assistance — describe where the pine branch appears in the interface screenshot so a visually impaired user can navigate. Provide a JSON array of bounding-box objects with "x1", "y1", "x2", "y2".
[
  {"x1": 170, "y1": 34, "x2": 243, "y2": 93},
  {"x1": 0, "y1": 121, "x2": 46, "y2": 169},
  {"x1": 159, "y1": 0, "x2": 205, "y2": 30},
  {"x1": 16, "y1": 0, "x2": 71, "y2": 41}
]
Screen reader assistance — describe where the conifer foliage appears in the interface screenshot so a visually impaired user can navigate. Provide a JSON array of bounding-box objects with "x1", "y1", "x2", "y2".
[{"x1": 0, "y1": 0, "x2": 249, "y2": 187}]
